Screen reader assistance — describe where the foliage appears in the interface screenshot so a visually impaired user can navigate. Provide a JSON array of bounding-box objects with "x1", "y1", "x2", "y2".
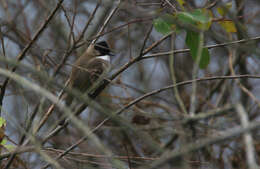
[{"x1": 153, "y1": 4, "x2": 238, "y2": 68}]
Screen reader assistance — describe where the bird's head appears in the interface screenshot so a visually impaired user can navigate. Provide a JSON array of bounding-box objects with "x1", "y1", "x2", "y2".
[
  {"x1": 95, "y1": 41, "x2": 114, "y2": 56},
  {"x1": 86, "y1": 41, "x2": 114, "y2": 58}
]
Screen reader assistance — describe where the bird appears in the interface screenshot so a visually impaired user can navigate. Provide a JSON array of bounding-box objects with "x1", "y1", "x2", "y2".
[{"x1": 64, "y1": 41, "x2": 113, "y2": 107}]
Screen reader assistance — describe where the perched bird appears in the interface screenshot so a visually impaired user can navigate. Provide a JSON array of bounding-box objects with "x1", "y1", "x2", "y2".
[{"x1": 65, "y1": 41, "x2": 113, "y2": 106}]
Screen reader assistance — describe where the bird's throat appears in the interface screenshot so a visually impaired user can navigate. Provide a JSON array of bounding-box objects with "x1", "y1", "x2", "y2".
[{"x1": 97, "y1": 55, "x2": 111, "y2": 62}]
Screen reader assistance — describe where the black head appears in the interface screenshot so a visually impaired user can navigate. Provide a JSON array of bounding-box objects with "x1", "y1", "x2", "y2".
[{"x1": 94, "y1": 41, "x2": 112, "y2": 56}]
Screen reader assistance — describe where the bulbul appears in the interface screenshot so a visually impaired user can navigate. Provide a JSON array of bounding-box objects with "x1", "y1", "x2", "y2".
[{"x1": 65, "y1": 41, "x2": 113, "y2": 106}]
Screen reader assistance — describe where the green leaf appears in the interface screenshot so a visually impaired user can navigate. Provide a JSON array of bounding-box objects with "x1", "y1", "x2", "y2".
[
  {"x1": 177, "y1": 0, "x2": 185, "y2": 6},
  {"x1": 176, "y1": 0, "x2": 185, "y2": 10},
  {"x1": 177, "y1": 9, "x2": 212, "y2": 31},
  {"x1": 0, "y1": 117, "x2": 6, "y2": 128},
  {"x1": 153, "y1": 14, "x2": 180, "y2": 34},
  {"x1": 218, "y1": 20, "x2": 237, "y2": 33},
  {"x1": 177, "y1": 12, "x2": 196, "y2": 25},
  {"x1": 217, "y1": 2, "x2": 232, "y2": 16},
  {"x1": 0, "y1": 139, "x2": 16, "y2": 151},
  {"x1": 186, "y1": 31, "x2": 210, "y2": 68},
  {"x1": 200, "y1": 48, "x2": 210, "y2": 68},
  {"x1": 217, "y1": 3, "x2": 236, "y2": 33},
  {"x1": 153, "y1": 17, "x2": 172, "y2": 35},
  {"x1": 154, "y1": 9, "x2": 212, "y2": 35},
  {"x1": 192, "y1": 9, "x2": 212, "y2": 30},
  {"x1": 4, "y1": 144, "x2": 16, "y2": 151},
  {"x1": 0, "y1": 138, "x2": 7, "y2": 145},
  {"x1": 186, "y1": 30, "x2": 199, "y2": 56}
]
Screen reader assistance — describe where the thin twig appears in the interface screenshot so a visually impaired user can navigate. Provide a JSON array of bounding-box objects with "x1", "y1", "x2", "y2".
[
  {"x1": 228, "y1": 48, "x2": 260, "y2": 107},
  {"x1": 169, "y1": 34, "x2": 188, "y2": 114},
  {"x1": 114, "y1": 75, "x2": 260, "y2": 117},
  {"x1": 1, "y1": 1, "x2": 64, "y2": 168},
  {"x1": 235, "y1": 103, "x2": 259, "y2": 169},
  {"x1": 53, "y1": 0, "x2": 101, "y2": 76},
  {"x1": 0, "y1": 68, "x2": 126, "y2": 169},
  {"x1": 0, "y1": 146, "x2": 35, "y2": 160},
  {"x1": 41, "y1": 24, "x2": 155, "y2": 167},
  {"x1": 163, "y1": 0, "x2": 178, "y2": 12},
  {"x1": 42, "y1": 74, "x2": 260, "y2": 166},
  {"x1": 38, "y1": 0, "x2": 122, "y2": 143},
  {"x1": 44, "y1": 147, "x2": 158, "y2": 160},
  {"x1": 147, "y1": 119, "x2": 260, "y2": 169},
  {"x1": 87, "y1": 17, "x2": 152, "y2": 42},
  {"x1": 189, "y1": 32, "x2": 204, "y2": 116},
  {"x1": 61, "y1": 5, "x2": 76, "y2": 44},
  {"x1": 142, "y1": 36, "x2": 260, "y2": 59},
  {"x1": 0, "y1": 0, "x2": 64, "y2": 113},
  {"x1": 1, "y1": 102, "x2": 64, "y2": 169},
  {"x1": 183, "y1": 104, "x2": 233, "y2": 124},
  {"x1": 91, "y1": 0, "x2": 121, "y2": 44},
  {"x1": 3, "y1": 105, "x2": 39, "y2": 169},
  {"x1": 30, "y1": 0, "x2": 101, "y2": 141}
]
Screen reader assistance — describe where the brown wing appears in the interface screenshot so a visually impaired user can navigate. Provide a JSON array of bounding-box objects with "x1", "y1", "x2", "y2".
[
  {"x1": 66, "y1": 58, "x2": 109, "y2": 105},
  {"x1": 65, "y1": 65, "x2": 92, "y2": 106},
  {"x1": 86, "y1": 58, "x2": 110, "y2": 83}
]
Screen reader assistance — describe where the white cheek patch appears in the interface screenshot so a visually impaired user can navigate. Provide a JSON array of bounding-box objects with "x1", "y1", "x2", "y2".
[{"x1": 97, "y1": 55, "x2": 111, "y2": 62}]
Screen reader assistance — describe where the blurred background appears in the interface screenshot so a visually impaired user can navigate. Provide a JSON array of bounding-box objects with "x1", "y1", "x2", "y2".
[{"x1": 0, "y1": 0, "x2": 260, "y2": 168}]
